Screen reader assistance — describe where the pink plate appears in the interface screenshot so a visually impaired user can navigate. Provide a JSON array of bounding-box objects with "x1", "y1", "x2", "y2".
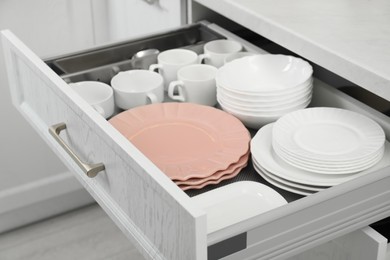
[
  {"x1": 175, "y1": 151, "x2": 249, "y2": 186},
  {"x1": 109, "y1": 103, "x2": 250, "y2": 180},
  {"x1": 178, "y1": 163, "x2": 247, "y2": 191}
]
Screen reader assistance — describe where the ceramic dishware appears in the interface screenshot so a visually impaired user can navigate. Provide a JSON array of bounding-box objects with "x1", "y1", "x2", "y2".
[
  {"x1": 252, "y1": 161, "x2": 327, "y2": 192},
  {"x1": 199, "y1": 39, "x2": 242, "y2": 68},
  {"x1": 191, "y1": 181, "x2": 287, "y2": 233},
  {"x1": 272, "y1": 107, "x2": 385, "y2": 174},
  {"x1": 110, "y1": 70, "x2": 164, "y2": 110},
  {"x1": 216, "y1": 54, "x2": 313, "y2": 129},
  {"x1": 253, "y1": 163, "x2": 315, "y2": 196},
  {"x1": 176, "y1": 151, "x2": 249, "y2": 191},
  {"x1": 224, "y1": 51, "x2": 255, "y2": 64},
  {"x1": 251, "y1": 123, "x2": 390, "y2": 188},
  {"x1": 217, "y1": 54, "x2": 313, "y2": 93},
  {"x1": 149, "y1": 48, "x2": 199, "y2": 90},
  {"x1": 109, "y1": 103, "x2": 250, "y2": 181},
  {"x1": 69, "y1": 81, "x2": 114, "y2": 119},
  {"x1": 168, "y1": 64, "x2": 218, "y2": 106},
  {"x1": 217, "y1": 92, "x2": 312, "y2": 113}
]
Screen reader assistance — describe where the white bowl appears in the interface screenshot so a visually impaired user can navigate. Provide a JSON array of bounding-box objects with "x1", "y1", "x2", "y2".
[
  {"x1": 217, "y1": 87, "x2": 313, "y2": 108},
  {"x1": 219, "y1": 100, "x2": 311, "y2": 129},
  {"x1": 216, "y1": 54, "x2": 313, "y2": 94},
  {"x1": 220, "y1": 104, "x2": 281, "y2": 129},
  {"x1": 224, "y1": 51, "x2": 256, "y2": 64},
  {"x1": 217, "y1": 78, "x2": 313, "y2": 100},
  {"x1": 218, "y1": 92, "x2": 312, "y2": 112},
  {"x1": 218, "y1": 96, "x2": 311, "y2": 116}
]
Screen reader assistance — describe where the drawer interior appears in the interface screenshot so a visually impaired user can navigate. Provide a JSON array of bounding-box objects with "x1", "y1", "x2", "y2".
[
  {"x1": 45, "y1": 23, "x2": 225, "y2": 84},
  {"x1": 43, "y1": 21, "x2": 390, "y2": 203}
]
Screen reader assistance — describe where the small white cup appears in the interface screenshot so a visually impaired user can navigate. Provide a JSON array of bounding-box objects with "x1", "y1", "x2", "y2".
[
  {"x1": 199, "y1": 39, "x2": 242, "y2": 68},
  {"x1": 149, "y1": 49, "x2": 199, "y2": 90},
  {"x1": 168, "y1": 64, "x2": 218, "y2": 106},
  {"x1": 69, "y1": 81, "x2": 114, "y2": 119},
  {"x1": 111, "y1": 70, "x2": 164, "y2": 110}
]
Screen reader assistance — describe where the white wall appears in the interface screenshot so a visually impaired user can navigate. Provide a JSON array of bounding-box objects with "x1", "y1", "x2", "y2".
[{"x1": 0, "y1": 0, "x2": 110, "y2": 232}]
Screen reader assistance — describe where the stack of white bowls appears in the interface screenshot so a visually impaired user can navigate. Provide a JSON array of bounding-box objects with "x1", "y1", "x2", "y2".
[{"x1": 216, "y1": 54, "x2": 313, "y2": 129}]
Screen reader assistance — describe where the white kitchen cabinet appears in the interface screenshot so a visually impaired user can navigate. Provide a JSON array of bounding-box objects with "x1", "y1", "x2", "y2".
[
  {"x1": 0, "y1": 0, "x2": 102, "y2": 234},
  {"x1": 2, "y1": 1, "x2": 390, "y2": 259},
  {"x1": 106, "y1": 0, "x2": 187, "y2": 42}
]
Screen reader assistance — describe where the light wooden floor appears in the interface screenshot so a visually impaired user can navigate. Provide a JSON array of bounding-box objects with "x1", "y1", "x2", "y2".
[{"x1": 0, "y1": 204, "x2": 145, "y2": 260}]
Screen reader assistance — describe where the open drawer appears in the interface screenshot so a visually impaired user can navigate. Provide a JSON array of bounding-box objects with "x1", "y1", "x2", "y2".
[
  {"x1": 289, "y1": 225, "x2": 389, "y2": 260},
  {"x1": 2, "y1": 21, "x2": 390, "y2": 260}
]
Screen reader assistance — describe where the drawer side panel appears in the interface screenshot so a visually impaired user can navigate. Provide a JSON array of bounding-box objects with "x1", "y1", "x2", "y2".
[
  {"x1": 1, "y1": 30, "x2": 207, "y2": 260},
  {"x1": 287, "y1": 226, "x2": 388, "y2": 260}
]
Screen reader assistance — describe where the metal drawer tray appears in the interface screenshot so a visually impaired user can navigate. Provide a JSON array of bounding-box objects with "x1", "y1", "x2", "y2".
[{"x1": 2, "y1": 21, "x2": 390, "y2": 260}]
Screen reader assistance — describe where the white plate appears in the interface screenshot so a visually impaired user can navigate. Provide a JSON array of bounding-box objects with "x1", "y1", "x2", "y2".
[
  {"x1": 190, "y1": 181, "x2": 287, "y2": 233},
  {"x1": 275, "y1": 145, "x2": 384, "y2": 174},
  {"x1": 252, "y1": 162, "x2": 315, "y2": 196},
  {"x1": 251, "y1": 123, "x2": 390, "y2": 186},
  {"x1": 252, "y1": 158, "x2": 327, "y2": 192},
  {"x1": 275, "y1": 141, "x2": 383, "y2": 167},
  {"x1": 272, "y1": 107, "x2": 385, "y2": 162}
]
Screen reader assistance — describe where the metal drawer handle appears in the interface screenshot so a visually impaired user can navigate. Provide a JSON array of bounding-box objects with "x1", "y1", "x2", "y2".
[{"x1": 49, "y1": 123, "x2": 105, "y2": 178}]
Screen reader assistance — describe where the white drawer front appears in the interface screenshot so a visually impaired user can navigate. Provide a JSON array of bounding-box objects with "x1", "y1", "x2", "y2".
[{"x1": 1, "y1": 30, "x2": 207, "y2": 260}]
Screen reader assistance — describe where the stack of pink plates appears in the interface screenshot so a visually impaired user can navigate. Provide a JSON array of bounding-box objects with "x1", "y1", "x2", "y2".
[
  {"x1": 251, "y1": 108, "x2": 389, "y2": 196},
  {"x1": 109, "y1": 103, "x2": 251, "y2": 190}
]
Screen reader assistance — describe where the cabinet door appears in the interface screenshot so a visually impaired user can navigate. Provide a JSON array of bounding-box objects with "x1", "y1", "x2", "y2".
[{"x1": 107, "y1": 0, "x2": 186, "y2": 41}]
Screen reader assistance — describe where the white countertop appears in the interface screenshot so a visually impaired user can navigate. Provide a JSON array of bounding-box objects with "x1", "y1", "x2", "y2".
[{"x1": 194, "y1": 0, "x2": 390, "y2": 101}]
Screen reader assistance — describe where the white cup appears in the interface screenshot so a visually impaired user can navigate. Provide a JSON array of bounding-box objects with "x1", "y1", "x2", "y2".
[
  {"x1": 69, "y1": 81, "x2": 114, "y2": 119},
  {"x1": 168, "y1": 64, "x2": 218, "y2": 106},
  {"x1": 111, "y1": 70, "x2": 164, "y2": 110},
  {"x1": 199, "y1": 39, "x2": 242, "y2": 68},
  {"x1": 149, "y1": 49, "x2": 199, "y2": 90}
]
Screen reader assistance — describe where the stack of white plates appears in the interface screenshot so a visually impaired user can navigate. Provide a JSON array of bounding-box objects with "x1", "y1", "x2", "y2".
[
  {"x1": 251, "y1": 107, "x2": 389, "y2": 196},
  {"x1": 216, "y1": 54, "x2": 313, "y2": 129}
]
